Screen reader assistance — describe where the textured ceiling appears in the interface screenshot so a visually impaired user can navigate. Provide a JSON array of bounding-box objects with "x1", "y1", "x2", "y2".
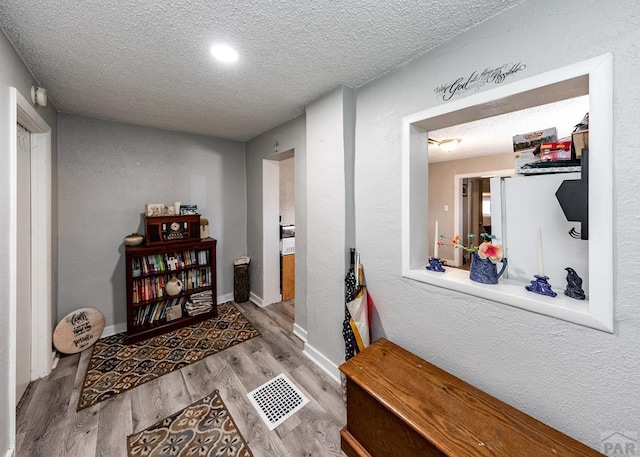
[
  {"x1": 429, "y1": 95, "x2": 590, "y2": 163},
  {"x1": 0, "y1": 0, "x2": 527, "y2": 141}
]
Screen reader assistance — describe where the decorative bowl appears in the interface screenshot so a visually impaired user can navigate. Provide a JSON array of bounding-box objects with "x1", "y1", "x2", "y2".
[{"x1": 124, "y1": 233, "x2": 144, "y2": 246}]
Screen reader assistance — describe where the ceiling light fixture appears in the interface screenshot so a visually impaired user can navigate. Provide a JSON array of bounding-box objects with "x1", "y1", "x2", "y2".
[
  {"x1": 428, "y1": 138, "x2": 461, "y2": 151},
  {"x1": 209, "y1": 44, "x2": 239, "y2": 63}
]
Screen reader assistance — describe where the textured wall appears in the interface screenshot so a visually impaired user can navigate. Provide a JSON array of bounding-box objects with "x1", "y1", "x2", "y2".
[
  {"x1": 343, "y1": 87, "x2": 356, "y2": 271},
  {"x1": 279, "y1": 157, "x2": 295, "y2": 225},
  {"x1": 57, "y1": 114, "x2": 246, "y2": 328},
  {"x1": 306, "y1": 86, "x2": 355, "y2": 365},
  {"x1": 244, "y1": 114, "x2": 307, "y2": 328},
  {"x1": 352, "y1": 0, "x2": 640, "y2": 450},
  {"x1": 0, "y1": 29, "x2": 58, "y2": 457}
]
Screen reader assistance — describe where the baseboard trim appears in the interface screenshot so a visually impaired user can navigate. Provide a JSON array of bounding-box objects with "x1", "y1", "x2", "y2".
[
  {"x1": 249, "y1": 292, "x2": 264, "y2": 307},
  {"x1": 302, "y1": 342, "x2": 341, "y2": 385},
  {"x1": 217, "y1": 293, "x2": 233, "y2": 304},
  {"x1": 102, "y1": 322, "x2": 127, "y2": 338},
  {"x1": 50, "y1": 350, "x2": 60, "y2": 371},
  {"x1": 293, "y1": 323, "x2": 308, "y2": 343}
]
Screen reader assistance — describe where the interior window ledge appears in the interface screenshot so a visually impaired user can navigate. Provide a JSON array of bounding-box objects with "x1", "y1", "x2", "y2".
[
  {"x1": 401, "y1": 54, "x2": 613, "y2": 334},
  {"x1": 404, "y1": 267, "x2": 609, "y2": 332}
]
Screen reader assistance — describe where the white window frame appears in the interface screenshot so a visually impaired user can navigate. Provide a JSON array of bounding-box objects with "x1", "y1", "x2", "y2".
[{"x1": 401, "y1": 54, "x2": 613, "y2": 332}]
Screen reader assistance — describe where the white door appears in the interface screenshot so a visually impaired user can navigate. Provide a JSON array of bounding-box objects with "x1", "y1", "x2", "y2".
[{"x1": 16, "y1": 122, "x2": 31, "y2": 402}]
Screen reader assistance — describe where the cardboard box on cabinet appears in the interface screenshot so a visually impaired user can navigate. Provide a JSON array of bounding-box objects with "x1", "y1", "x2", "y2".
[{"x1": 572, "y1": 130, "x2": 589, "y2": 158}]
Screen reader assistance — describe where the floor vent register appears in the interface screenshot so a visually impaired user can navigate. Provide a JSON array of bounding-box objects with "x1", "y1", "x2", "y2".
[{"x1": 247, "y1": 373, "x2": 310, "y2": 430}]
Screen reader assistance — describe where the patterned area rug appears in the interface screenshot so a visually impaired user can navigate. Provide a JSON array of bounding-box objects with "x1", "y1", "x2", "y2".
[
  {"x1": 79, "y1": 301, "x2": 260, "y2": 410},
  {"x1": 127, "y1": 389, "x2": 253, "y2": 457}
]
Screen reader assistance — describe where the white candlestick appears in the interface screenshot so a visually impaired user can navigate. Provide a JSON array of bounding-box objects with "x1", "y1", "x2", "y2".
[
  {"x1": 537, "y1": 227, "x2": 545, "y2": 277},
  {"x1": 434, "y1": 220, "x2": 439, "y2": 258}
]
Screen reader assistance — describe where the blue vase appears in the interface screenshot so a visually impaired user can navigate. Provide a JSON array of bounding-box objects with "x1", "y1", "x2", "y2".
[{"x1": 469, "y1": 252, "x2": 508, "y2": 284}]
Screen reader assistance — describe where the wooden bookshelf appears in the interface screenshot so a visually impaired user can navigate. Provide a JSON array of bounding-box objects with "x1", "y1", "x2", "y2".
[{"x1": 125, "y1": 238, "x2": 217, "y2": 343}]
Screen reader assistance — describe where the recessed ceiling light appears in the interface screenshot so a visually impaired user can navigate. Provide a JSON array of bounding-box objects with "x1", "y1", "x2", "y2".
[{"x1": 209, "y1": 44, "x2": 239, "y2": 63}]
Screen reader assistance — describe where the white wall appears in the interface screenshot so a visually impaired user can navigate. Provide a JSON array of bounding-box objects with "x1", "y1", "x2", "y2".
[
  {"x1": 279, "y1": 157, "x2": 295, "y2": 225},
  {"x1": 245, "y1": 115, "x2": 307, "y2": 328},
  {"x1": 353, "y1": 0, "x2": 640, "y2": 450},
  {"x1": 57, "y1": 114, "x2": 246, "y2": 329},
  {"x1": 343, "y1": 88, "x2": 356, "y2": 270},
  {"x1": 0, "y1": 29, "x2": 58, "y2": 457},
  {"x1": 305, "y1": 85, "x2": 356, "y2": 374}
]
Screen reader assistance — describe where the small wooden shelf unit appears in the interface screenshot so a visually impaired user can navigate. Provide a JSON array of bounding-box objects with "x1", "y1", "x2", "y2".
[
  {"x1": 125, "y1": 238, "x2": 217, "y2": 344},
  {"x1": 339, "y1": 338, "x2": 601, "y2": 457}
]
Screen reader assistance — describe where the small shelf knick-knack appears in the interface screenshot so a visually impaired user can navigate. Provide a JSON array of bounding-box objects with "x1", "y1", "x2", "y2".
[
  {"x1": 564, "y1": 267, "x2": 585, "y2": 300},
  {"x1": 426, "y1": 257, "x2": 446, "y2": 272},
  {"x1": 525, "y1": 275, "x2": 557, "y2": 297},
  {"x1": 165, "y1": 274, "x2": 184, "y2": 296}
]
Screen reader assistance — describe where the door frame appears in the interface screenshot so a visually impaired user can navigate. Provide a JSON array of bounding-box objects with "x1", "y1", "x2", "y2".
[
  {"x1": 452, "y1": 169, "x2": 513, "y2": 267},
  {"x1": 262, "y1": 149, "x2": 295, "y2": 307},
  {"x1": 262, "y1": 158, "x2": 281, "y2": 306},
  {"x1": 8, "y1": 87, "x2": 53, "y2": 447}
]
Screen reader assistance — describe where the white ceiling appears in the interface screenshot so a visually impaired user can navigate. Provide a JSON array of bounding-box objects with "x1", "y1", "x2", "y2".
[
  {"x1": 428, "y1": 95, "x2": 590, "y2": 163},
  {"x1": 0, "y1": 0, "x2": 528, "y2": 141}
]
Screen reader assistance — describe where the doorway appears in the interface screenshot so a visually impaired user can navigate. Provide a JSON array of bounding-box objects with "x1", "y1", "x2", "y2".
[
  {"x1": 452, "y1": 169, "x2": 513, "y2": 268},
  {"x1": 279, "y1": 156, "x2": 295, "y2": 301},
  {"x1": 262, "y1": 150, "x2": 295, "y2": 307},
  {"x1": 9, "y1": 87, "x2": 53, "y2": 452},
  {"x1": 15, "y1": 122, "x2": 31, "y2": 403},
  {"x1": 459, "y1": 177, "x2": 491, "y2": 268}
]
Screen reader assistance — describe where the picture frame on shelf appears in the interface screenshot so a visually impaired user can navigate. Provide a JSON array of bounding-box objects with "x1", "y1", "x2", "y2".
[
  {"x1": 145, "y1": 203, "x2": 165, "y2": 217},
  {"x1": 180, "y1": 204, "x2": 198, "y2": 215}
]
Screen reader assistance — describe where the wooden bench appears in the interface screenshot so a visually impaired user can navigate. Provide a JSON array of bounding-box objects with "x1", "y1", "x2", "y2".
[{"x1": 339, "y1": 338, "x2": 601, "y2": 456}]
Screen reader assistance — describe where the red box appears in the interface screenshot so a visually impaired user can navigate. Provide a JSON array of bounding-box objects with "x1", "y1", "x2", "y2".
[{"x1": 540, "y1": 141, "x2": 572, "y2": 161}]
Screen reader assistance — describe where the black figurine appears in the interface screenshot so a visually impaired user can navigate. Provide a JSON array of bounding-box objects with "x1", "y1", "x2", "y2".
[{"x1": 564, "y1": 267, "x2": 585, "y2": 300}]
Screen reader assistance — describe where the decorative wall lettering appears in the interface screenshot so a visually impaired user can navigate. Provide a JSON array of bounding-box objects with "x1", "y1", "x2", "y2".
[{"x1": 434, "y1": 62, "x2": 526, "y2": 101}]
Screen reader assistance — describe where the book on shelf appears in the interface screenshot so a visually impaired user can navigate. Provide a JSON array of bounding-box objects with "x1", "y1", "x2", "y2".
[
  {"x1": 166, "y1": 303, "x2": 182, "y2": 321},
  {"x1": 186, "y1": 290, "x2": 213, "y2": 316},
  {"x1": 135, "y1": 271, "x2": 214, "y2": 304},
  {"x1": 133, "y1": 297, "x2": 191, "y2": 327},
  {"x1": 190, "y1": 290, "x2": 212, "y2": 301},
  {"x1": 136, "y1": 249, "x2": 209, "y2": 275},
  {"x1": 126, "y1": 238, "x2": 216, "y2": 341},
  {"x1": 185, "y1": 303, "x2": 212, "y2": 316}
]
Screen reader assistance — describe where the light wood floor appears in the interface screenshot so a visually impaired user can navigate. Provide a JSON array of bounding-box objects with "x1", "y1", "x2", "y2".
[{"x1": 16, "y1": 300, "x2": 347, "y2": 457}]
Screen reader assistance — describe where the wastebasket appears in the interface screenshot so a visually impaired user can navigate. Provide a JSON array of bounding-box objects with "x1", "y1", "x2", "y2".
[{"x1": 233, "y1": 256, "x2": 250, "y2": 303}]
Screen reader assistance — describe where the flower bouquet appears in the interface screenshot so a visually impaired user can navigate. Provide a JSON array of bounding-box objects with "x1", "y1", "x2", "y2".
[
  {"x1": 439, "y1": 232, "x2": 504, "y2": 263},
  {"x1": 439, "y1": 233, "x2": 507, "y2": 284}
]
